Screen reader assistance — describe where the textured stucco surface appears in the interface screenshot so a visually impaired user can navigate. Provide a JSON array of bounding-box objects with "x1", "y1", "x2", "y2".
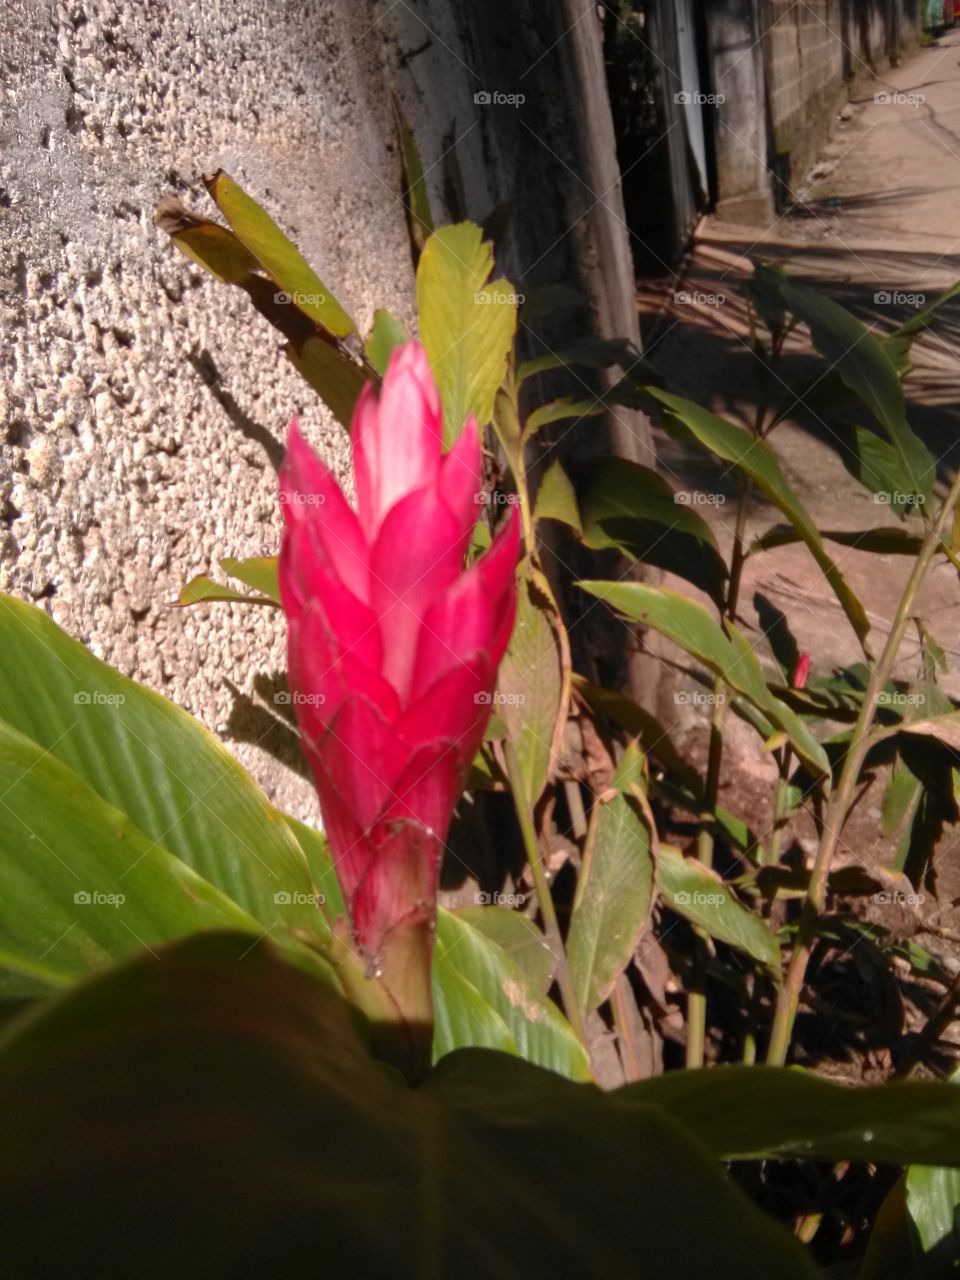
[{"x1": 1, "y1": 0, "x2": 650, "y2": 815}]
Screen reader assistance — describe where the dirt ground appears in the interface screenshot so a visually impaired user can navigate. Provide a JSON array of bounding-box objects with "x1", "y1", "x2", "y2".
[{"x1": 634, "y1": 28, "x2": 960, "y2": 1073}]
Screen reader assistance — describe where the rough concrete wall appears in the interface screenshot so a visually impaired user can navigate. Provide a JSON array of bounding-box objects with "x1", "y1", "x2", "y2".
[
  {"x1": 759, "y1": 0, "x2": 921, "y2": 199},
  {"x1": 762, "y1": 0, "x2": 846, "y2": 191},
  {"x1": 2, "y1": 0, "x2": 651, "y2": 815}
]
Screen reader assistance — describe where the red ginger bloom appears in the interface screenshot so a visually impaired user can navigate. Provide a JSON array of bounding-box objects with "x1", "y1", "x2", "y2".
[
  {"x1": 791, "y1": 652, "x2": 811, "y2": 690},
  {"x1": 279, "y1": 342, "x2": 519, "y2": 981}
]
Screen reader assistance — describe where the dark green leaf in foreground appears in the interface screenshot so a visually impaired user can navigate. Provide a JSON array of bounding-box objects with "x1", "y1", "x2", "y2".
[
  {"x1": 0, "y1": 933, "x2": 817, "y2": 1279},
  {"x1": 622, "y1": 1064, "x2": 960, "y2": 1168}
]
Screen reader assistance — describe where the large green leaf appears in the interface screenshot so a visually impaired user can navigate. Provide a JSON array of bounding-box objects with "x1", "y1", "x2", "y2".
[
  {"x1": 204, "y1": 170, "x2": 355, "y2": 337},
  {"x1": 416, "y1": 222, "x2": 517, "y2": 445},
  {"x1": 780, "y1": 280, "x2": 935, "y2": 501},
  {"x1": 0, "y1": 720, "x2": 275, "y2": 994},
  {"x1": 623, "y1": 1064, "x2": 960, "y2": 1167},
  {"x1": 0, "y1": 932, "x2": 818, "y2": 1278},
  {"x1": 648, "y1": 387, "x2": 871, "y2": 650},
  {"x1": 658, "y1": 847, "x2": 780, "y2": 973},
  {"x1": 0, "y1": 596, "x2": 322, "y2": 939},
  {"x1": 497, "y1": 572, "x2": 563, "y2": 806},
  {"x1": 434, "y1": 911, "x2": 589, "y2": 1080},
  {"x1": 578, "y1": 581, "x2": 829, "y2": 777},
  {"x1": 578, "y1": 456, "x2": 728, "y2": 606},
  {"x1": 568, "y1": 744, "x2": 654, "y2": 1013},
  {"x1": 450, "y1": 906, "x2": 555, "y2": 994}
]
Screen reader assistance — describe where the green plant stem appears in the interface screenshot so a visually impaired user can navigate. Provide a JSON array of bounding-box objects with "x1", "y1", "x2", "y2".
[
  {"x1": 686, "y1": 480, "x2": 753, "y2": 1069},
  {"x1": 766, "y1": 469, "x2": 960, "y2": 1066},
  {"x1": 768, "y1": 746, "x2": 793, "y2": 868},
  {"x1": 504, "y1": 738, "x2": 590, "y2": 1054}
]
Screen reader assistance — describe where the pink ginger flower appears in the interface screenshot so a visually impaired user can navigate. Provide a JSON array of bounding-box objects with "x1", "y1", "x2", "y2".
[
  {"x1": 279, "y1": 342, "x2": 519, "y2": 982},
  {"x1": 791, "y1": 652, "x2": 811, "y2": 690}
]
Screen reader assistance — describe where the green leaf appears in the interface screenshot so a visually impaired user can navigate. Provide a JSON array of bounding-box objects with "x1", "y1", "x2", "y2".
[
  {"x1": 907, "y1": 1163, "x2": 960, "y2": 1269},
  {"x1": 497, "y1": 572, "x2": 563, "y2": 806},
  {"x1": 0, "y1": 932, "x2": 819, "y2": 1278},
  {"x1": 220, "y1": 556, "x2": 280, "y2": 603},
  {"x1": 780, "y1": 280, "x2": 935, "y2": 501},
  {"x1": 284, "y1": 335, "x2": 369, "y2": 429},
  {"x1": 176, "y1": 574, "x2": 276, "y2": 608},
  {"x1": 752, "y1": 524, "x2": 925, "y2": 557},
  {"x1": 395, "y1": 102, "x2": 434, "y2": 254},
  {"x1": 365, "y1": 309, "x2": 408, "y2": 377},
  {"x1": 0, "y1": 719, "x2": 272, "y2": 992},
  {"x1": 517, "y1": 337, "x2": 638, "y2": 383},
  {"x1": 204, "y1": 170, "x2": 355, "y2": 337},
  {"x1": 568, "y1": 744, "x2": 655, "y2": 1013},
  {"x1": 0, "y1": 596, "x2": 322, "y2": 941},
  {"x1": 577, "y1": 581, "x2": 830, "y2": 778},
  {"x1": 836, "y1": 422, "x2": 930, "y2": 513},
  {"x1": 623, "y1": 1064, "x2": 960, "y2": 1167},
  {"x1": 648, "y1": 387, "x2": 872, "y2": 650},
  {"x1": 434, "y1": 911, "x2": 589, "y2": 1080},
  {"x1": 578, "y1": 457, "x2": 727, "y2": 606},
  {"x1": 658, "y1": 847, "x2": 780, "y2": 972},
  {"x1": 533, "y1": 458, "x2": 581, "y2": 532},
  {"x1": 523, "y1": 397, "x2": 603, "y2": 443},
  {"x1": 155, "y1": 197, "x2": 262, "y2": 284},
  {"x1": 883, "y1": 279, "x2": 960, "y2": 376},
  {"x1": 571, "y1": 674, "x2": 702, "y2": 793},
  {"x1": 449, "y1": 906, "x2": 555, "y2": 994},
  {"x1": 416, "y1": 222, "x2": 517, "y2": 445}
]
